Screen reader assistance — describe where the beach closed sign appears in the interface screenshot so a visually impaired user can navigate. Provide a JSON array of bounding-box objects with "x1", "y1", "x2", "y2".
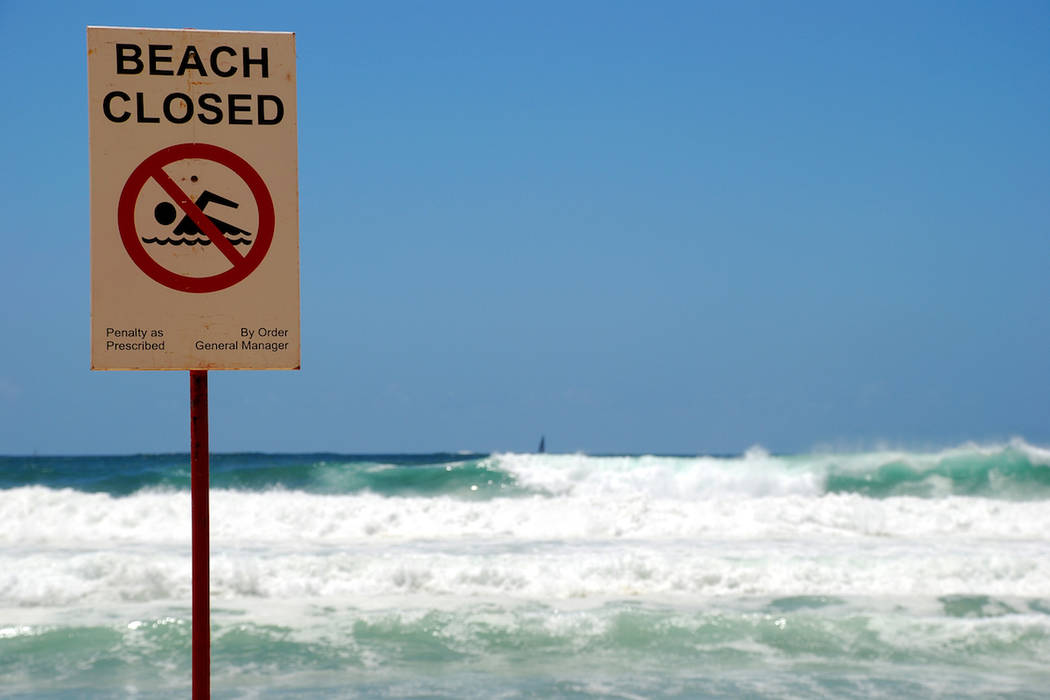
[{"x1": 88, "y1": 27, "x2": 299, "y2": 370}]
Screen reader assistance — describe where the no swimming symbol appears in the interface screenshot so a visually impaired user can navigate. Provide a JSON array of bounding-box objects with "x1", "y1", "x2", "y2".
[
  {"x1": 146, "y1": 190, "x2": 254, "y2": 248},
  {"x1": 118, "y1": 143, "x2": 275, "y2": 293}
]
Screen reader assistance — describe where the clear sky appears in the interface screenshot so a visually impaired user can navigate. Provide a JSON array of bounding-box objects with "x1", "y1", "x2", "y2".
[{"x1": 1, "y1": 1, "x2": 1047, "y2": 455}]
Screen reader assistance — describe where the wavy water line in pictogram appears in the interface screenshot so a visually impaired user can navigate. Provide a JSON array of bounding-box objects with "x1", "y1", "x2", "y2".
[{"x1": 141, "y1": 237, "x2": 253, "y2": 246}]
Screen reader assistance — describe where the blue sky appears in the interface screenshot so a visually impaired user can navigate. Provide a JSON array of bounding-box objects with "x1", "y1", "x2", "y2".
[{"x1": 1, "y1": 1, "x2": 1047, "y2": 454}]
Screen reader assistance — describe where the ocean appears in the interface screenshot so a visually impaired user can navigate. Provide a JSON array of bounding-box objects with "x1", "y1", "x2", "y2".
[{"x1": 2, "y1": 443, "x2": 1049, "y2": 698}]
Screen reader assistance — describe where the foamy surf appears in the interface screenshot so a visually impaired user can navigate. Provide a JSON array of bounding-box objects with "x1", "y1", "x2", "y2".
[{"x1": 2, "y1": 443, "x2": 1049, "y2": 698}]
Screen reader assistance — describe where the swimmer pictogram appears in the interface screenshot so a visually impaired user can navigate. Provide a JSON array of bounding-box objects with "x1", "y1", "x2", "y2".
[
  {"x1": 118, "y1": 142, "x2": 275, "y2": 293},
  {"x1": 144, "y1": 190, "x2": 254, "y2": 247}
]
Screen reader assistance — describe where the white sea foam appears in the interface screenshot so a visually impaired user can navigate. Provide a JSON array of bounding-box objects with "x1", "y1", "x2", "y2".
[
  {"x1": 2, "y1": 536, "x2": 1048, "y2": 610},
  {"x1": 2, "y1": 486, "x2": 1049, "y2": 609},
  {"x1": 2, "y1": 487, "x2": 1049, "y2": 548},
  {"x1": 4, "y1": 446, "x2": 1049, "y2": 698},
  {"x1": 489, "y1": 439, "x2": 1050, "y2": 500},
  {"x1": 489, "y1": 449, "x2": 825, "y2": 499}
]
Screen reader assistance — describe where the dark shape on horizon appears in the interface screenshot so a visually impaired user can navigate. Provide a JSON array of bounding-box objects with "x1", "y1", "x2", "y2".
[{"x1": 538, "y1": 435, "x2": 545, "y2": 453}]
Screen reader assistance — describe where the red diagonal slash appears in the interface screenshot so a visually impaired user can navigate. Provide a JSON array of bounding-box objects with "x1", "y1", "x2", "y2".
[{"x1": 150, "y1": 167, "x2": 246, "y2": 266}]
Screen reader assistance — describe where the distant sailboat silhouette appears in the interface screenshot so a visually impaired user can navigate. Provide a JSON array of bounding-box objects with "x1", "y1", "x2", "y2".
[{"x1": 538, "y1": 435, "x2": 545, "y2": 453}]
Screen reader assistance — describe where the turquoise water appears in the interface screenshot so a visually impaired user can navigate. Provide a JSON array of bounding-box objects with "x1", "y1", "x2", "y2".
[{"x1": 2, "y1": 443, "x2": 1049, "y2": 697}]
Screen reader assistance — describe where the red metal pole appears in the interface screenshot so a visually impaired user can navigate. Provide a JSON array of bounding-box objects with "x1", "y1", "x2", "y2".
[{"x1": 189, "y1": 370, "x2": 210, "y2": 699}]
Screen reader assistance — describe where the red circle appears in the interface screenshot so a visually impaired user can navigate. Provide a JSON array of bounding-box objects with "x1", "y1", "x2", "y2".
[{"x1": 118, "y1": 143, "x2": 275, "y2": 293}]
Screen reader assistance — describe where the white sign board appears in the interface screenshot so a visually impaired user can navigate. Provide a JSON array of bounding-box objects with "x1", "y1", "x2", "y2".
[{"x1": 88, "y1": 27, "x2": 300, "y2": 370}]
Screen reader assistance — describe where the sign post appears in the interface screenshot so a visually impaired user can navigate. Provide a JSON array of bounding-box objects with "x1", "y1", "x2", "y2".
[
  {"x1": 88, "y1": 27, "x2": 300, "y2": 697},
  {"x1": 189, "y1": 370, "x2": 210, "y2": 698}
]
